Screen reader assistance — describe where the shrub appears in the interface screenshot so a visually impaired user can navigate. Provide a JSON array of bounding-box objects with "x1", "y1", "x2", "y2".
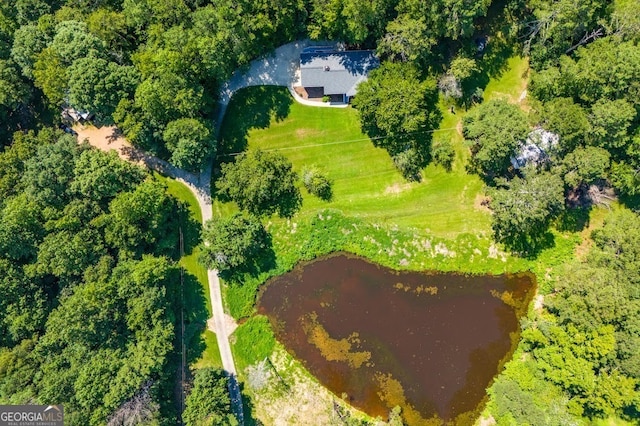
[
  {"x1": 302, "y1": 167, "x2": 333, "y2": 201},
  {"x1": 392, "y1": 148, "x2": 423, "y2": 181},
  {"x1": 432, "y1": 139, "x2": 455, "y2": 171}
]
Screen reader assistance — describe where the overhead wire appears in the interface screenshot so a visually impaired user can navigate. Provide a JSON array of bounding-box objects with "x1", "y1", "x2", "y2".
[{"x1": 219, "y1": 126, "x2": 459, "y2": 157}]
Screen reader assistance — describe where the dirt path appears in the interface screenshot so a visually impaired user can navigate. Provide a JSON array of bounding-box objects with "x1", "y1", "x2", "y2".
[{"x1": 73, "y1": 123, "x2": 244, "y2": 424}]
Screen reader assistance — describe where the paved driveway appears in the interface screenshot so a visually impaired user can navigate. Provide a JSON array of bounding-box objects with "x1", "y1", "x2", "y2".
[{"x1": 217, "y1": 40, "x2": 336, "y2": 126}]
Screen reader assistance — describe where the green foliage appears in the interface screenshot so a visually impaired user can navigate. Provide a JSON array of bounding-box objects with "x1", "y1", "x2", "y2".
[
  {"x1": 103, "y1": 178, "x2": 179, "y2": 259},
  {"x1": 200, "y1": 213, "x2": 274, "y2": 280},
  {"x1": 0, "y1": 260, "x2": 46, "y2": 346},
  {"x1": 71, "y1": 149, "x2": 146, "y2": 205},
  {"x1": 526, "y1": 0, "x2": 609, "y2": 69},
  {"x1": 67, "y1": 57, "x2": 139, "y2": 120},
  {"x1": 609, "y1": 161, "x2": 640, "y2": 197},
  {"x1": 589, "y1": 98, "x2": 636, "y2": 149},
  {"x1": 49, "y1": 20, "x2": 104, "y2": 66},
  {"x1": 540, "y1": 97, "x2": 590, "y2": 153},
  {"x1": 489, "y1": 170, "x2": 565, "y2": 254},
  {"x1": 391, "y1": 148, "x2": 423, "y2": 181},
  {"x1": 302, "y1": 167, "x2": 332, "y2": 201},
  {"x1": 432, "y1": 138, "x2": 455, "y2": 171},
  {"x1": 21, "y1": 135, "x2": 82, "y2": 208},
  {"x1": 0, "y1": 194, "x2": 43, "y2": 262},
  {"x1": 163, "y1": 118, "x2": 215, "y2": 172},
  {"x1": 216, "y1": 150, "x2": 302, "y2": 218},
  {"x1": 183, "y1": 368, "x2": 237, "y2": 426},
  {"x1": 0, "y1": 128, "x2": 56, "y2": 200},
  {"x1": 308, "y1": 0, "x2": 391, "y2": 44},
  {"x1": 10, "y1": 23, "x2": 49, "y2": 78},
  {"x1": 463, "y1": 99, "x2": 530, "y2": 178},
  {"x1": 561, "y1": 146, "x2": 610, "y2": 188},
  {"x1": 36, "y1": 255, "x2": 177, "y2": 423},
  {"x1": 232, "y1": 315, "x2": 276, "y2": 370},
  {"x1": 354, "y1": 62, "x2": 440, "y2": 155}
]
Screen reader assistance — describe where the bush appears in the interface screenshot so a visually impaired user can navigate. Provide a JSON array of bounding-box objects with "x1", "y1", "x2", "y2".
[
  {"x1": 232, "y1": 315, "x2": 276, "y2": 370},
  {"x1": 392, "y1": 148, "x2": 423, "y2": 181},
  {"x1": 432, "y1": 139, "x2": 455, "y2": 171},
  {"x1": 302, "y1": 167, "x2": 333, "y2": 201},
  {"x1": 322, "y1": 95, "x2": 330, "y2": 103}
]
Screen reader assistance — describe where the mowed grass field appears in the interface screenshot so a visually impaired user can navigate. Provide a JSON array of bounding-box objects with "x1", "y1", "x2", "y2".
[{"x1": 215, "y1": 86, "x2": 491, "y2": 238}]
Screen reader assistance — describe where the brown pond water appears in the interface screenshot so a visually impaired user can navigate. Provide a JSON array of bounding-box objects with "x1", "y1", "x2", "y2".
[{"x1": 257, "y1": 253, "x2": 536, "y2": 425}]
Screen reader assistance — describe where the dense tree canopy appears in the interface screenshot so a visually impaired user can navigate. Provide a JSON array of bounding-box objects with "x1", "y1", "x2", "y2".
[
  {"x1": 200, "y1": 213, "x2": 274, "y2": 280},
  {"x1": 463, "y1": 99, "x2": 530, "y2": 179},
  {"x1": 0, "y1": 129, "x2": 192, "y2": 424},
  {"x1": 2, "y1": 0, "x2": 640, "y2": 423},
  {"x1": 216, "y1": 150, "x2": 302, "y2": 218},
  {"x1": 489, "y1": 170, "x2": 565, "y2": 253},
  {"x1": 183, "y1": 368, "x2": 237, "y2": 426},
  {"x1": 353, "y1": 62, "x2": 441, "y2": 179}
]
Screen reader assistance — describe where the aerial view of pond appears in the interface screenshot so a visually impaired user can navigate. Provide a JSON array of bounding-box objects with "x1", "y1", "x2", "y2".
[{"x1": 258, "y1": 253, "x2": 536, "y2": 425}]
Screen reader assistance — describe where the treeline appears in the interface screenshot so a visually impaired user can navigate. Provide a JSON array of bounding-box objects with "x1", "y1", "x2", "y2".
[
  {"x1": 0, "y1": 0, "x2": 307, "y2": 170},
  {"x1": 0, "y1": 128, "x2": 201, "y2": 424},
  {"x1": 489, "y1": 210, "x2": 640, "y2": 423},
  {"x1": 2, "y1": 0, "x2": 636, "y2": 179}
]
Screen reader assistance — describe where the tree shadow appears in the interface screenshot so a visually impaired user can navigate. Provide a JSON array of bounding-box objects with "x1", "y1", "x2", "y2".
[
  {"x1": 618, "y1": 192, "x2": 640, "y2": 212},
  {"x1": 177, "y1": 202, "x2": 202, "y2": 256},
  {"x1": 238, "y1": 382, "x2": 261, "y2": 426},
  {"x1": 183, "y1": 271, "x2": 210, "y2": 365},
  {"x1": 556, "y1": 206, "x2": 590, "y2": 233},
  {"x1": 217, "y1": 87, "x2": 293, "y2": 161},
  {"x1": 511, "y1": 230, "x2": 557, "y2": 260}
]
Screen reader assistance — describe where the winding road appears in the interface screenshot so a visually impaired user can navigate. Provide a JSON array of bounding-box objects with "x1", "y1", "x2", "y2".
[{"x1": 73, "y1": 39, "x2": 337, "y2": 424}]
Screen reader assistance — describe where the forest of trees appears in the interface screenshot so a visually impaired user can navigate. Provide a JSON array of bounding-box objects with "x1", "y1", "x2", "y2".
[
  {"x1": 1, "y1": 0, "x2": 640, "y2": 423},
  {"x1": 0, "y1": 127, "x2": 201, "y2": 423}
]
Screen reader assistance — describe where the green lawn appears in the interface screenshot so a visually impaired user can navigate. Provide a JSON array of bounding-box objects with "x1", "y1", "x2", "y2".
[
  {"x1": 157, "y1": 172, "x2": 202, "y2": 223},
  {"x1": 216, "y1": 86, "x2": 491, "y2": 238},
  {"x1": 483, "y1": 55, "x2": 530, "y2": 104},
  {"x1": 192, "y1": 330, "x2": 223, "y2": 369}
]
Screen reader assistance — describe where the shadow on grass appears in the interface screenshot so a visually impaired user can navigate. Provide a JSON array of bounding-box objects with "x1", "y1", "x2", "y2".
[
  {"x1": 217, "y1": 86, "x2": 293, "y2": 160},
  {"x1": 510, "y1": 231, "x2": 557, "y2": 260},
  {"x1": 178, "y1": 203, "x2": 202, "y2": 256},
  {"x1": 556, "y1": 206, "x2": 590, "y2": 233},
  {"x1": 183, "y1": 271, "x2": 210, "y2": 365},
  {"x1": 619, "y1": 193, "x2": 640, "y2": 212},
  {"x1": 239, "y1": 382, "x2": 260, "y2": 426}
]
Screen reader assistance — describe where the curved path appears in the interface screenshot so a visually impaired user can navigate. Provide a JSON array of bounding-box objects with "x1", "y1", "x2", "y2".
[
  {"x1": 72, "y1": 124, "x2": 243, "y2": 424},
  {"x1": 74, "y1": 38, "x2": 344, "y2": 425},
  {"x1": 216, "y1": 39, "x2": 342, "y2": 128}
]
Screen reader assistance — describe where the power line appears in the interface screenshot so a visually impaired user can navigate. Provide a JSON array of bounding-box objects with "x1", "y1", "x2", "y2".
[{"x1": 220, "y1": 126, "x2": 459, "y2": 157}]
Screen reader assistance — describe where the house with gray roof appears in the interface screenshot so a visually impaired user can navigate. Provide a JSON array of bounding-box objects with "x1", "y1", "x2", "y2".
[{"x1": 299, "y1": 47, "x2": 379, "y2": 103}]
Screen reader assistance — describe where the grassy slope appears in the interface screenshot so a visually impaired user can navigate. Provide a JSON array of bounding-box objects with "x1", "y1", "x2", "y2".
[
  {"x1": 216, "y1": 58, "x2": 580, "y2": 320},
  {"x1": 216, "y1": 86, "x2": 491, "y2": 237},
  {"x1": 155, "y1": 173, "x2": 222, "y2": 369}
]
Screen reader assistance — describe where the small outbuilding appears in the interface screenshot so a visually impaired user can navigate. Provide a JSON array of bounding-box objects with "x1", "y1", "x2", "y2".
[
  {"x1": 510, "y1": 128, "x2": 559, "y2": 170},
  {"x1": 299, "y1": 47, "x2": 379, "y2": 103}
]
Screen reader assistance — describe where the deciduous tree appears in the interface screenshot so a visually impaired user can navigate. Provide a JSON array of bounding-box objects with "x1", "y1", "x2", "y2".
[
  {"x1": 183, "y1": 368, "x2": 237, "y2": 426},
  {"x1": 463, "y1": 99, "x2": 530, "y2": 178},
  {"x1": 489, "y1": 170, "x2": 565, "y2": 253},
  {"x1": 200, "y1": 213, "x2": 273, "y2": 279},
  {"x1": 216, "y1": 150, "x2": 302, "y2": 218}
]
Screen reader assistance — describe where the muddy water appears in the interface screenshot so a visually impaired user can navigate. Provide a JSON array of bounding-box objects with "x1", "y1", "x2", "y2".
[{"x1": 257, "y1": 253, "x2": 536, "y2": 425}]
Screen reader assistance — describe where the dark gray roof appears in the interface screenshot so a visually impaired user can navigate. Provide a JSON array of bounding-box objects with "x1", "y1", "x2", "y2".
[{"x1": 300, "y1": 50, "x2": 379, "y2": 97}]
